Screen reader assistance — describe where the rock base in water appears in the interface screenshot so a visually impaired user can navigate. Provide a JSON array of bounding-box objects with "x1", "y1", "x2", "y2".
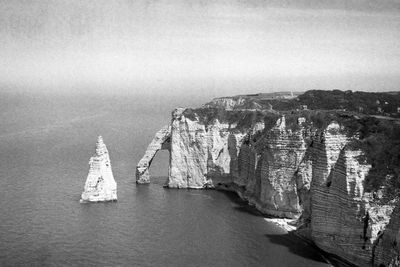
[{"x1": 80, "y1": 136, "x2": 117, "y2": 203}]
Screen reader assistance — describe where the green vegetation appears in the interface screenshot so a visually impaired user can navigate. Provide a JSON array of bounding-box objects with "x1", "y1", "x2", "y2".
[
  {"x1": 263, "y1": 113, "x2": 280, "y2": 131},
  {"x1": 297, "y1": 90, "x2": 400, "y2": 116},
  {"x1": 279, "y1": 110, "x2": 400, "y2": 200},
  {"x1": 182, "y1": 107, "x2": 266, "y2": 131},
  {"x1": 354, "y1": 117, "x2": 400, "y2": 200},
  {"x1": 207, "y1": 89, "x2": 400, "y2": 117}
]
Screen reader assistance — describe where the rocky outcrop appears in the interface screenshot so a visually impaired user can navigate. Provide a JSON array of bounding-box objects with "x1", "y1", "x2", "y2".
[
  {"x1": 81, "y1": 136, "x2": 117, "y2": 203},
  {"x1": 138, "y1": 99, "x2": 400, "y2": 266},
  {"x1": 136, "y1": 125, "x2": 171, "y2": 184},
  {"x1": 167, "y1": 108, "x2": 209, "y2": 188},
  {"x1": 167, "y1": 108, "x2": 237, "y2": 188}
]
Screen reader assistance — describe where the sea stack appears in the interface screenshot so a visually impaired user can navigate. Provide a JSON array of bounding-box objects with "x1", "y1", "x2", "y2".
[{"x1": 80, "y1": 136, "x2": 117, "y2": 203}]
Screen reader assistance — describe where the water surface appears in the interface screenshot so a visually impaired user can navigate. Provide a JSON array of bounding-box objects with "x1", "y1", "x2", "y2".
[{"x1": 0, "y1": 93, "x2": 330, "y2": 266}]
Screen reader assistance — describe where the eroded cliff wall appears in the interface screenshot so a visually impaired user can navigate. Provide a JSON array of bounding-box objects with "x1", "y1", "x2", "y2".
[
  {"x1": 232, "y1": 116, "x2": 310, "y2": 218},
  {"x1": 310, "y1": 143, "x2": 393, "y2": 265},
  {"x1": 137, "y1": 102, "x2": 399, "y2": 266},
  {"x1": 167, "y1": 108, "x2": 262, "y2": 188}
]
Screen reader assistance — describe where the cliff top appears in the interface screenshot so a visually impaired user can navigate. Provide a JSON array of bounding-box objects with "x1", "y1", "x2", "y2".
[
  {"x1": 183, "y1": 90, "x2": 400, "y2": 201},
  {"x1": 204, "y1": 89, "x2": 400, "y2": 118}
]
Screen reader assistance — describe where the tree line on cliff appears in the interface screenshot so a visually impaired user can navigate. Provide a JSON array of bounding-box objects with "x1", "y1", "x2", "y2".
[{"x1": 184, "y1": 90, "x2": 400, "y2": 201}]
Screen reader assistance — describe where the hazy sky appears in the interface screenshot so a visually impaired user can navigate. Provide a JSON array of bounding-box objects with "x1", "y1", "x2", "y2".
[{"x1": 0, "y1": 0, "x2": 399, "y2": 95}]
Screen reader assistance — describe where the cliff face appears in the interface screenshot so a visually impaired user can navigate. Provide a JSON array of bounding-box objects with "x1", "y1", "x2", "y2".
[
  {"x1": 310, "y1": 137, "x2": 394, "y2": 265},
  {"x1": 167, "y1": 108, "x2": 254, "y2": 188},
  {"x1": 136, "y1": 93, "x2": 400, "y2": 266},
  {"x1": 81, "y1": 136, "x2": 117, "y2": 202},
  {"x1": 168, "y1": 108, "x2": 209, "y2": 188},
  {"x1": 374, "y1": 204, "x2": 400, "y2": 266},
  {"x1": 232, "y1": 116, "x2": 309, "y2": 218}
]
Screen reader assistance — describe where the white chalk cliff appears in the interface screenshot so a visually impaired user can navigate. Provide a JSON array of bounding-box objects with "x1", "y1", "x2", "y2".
[
  {"x1": 137, "y1": 93, "x2": 400, "y2": 266},
  {"x1": 80, "y1": 136, "x2": 117, "y2": 203}
]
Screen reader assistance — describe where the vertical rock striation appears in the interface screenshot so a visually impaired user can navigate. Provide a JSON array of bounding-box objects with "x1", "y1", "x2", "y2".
[
  {"x1": 137, "y1": 100, "x2": 400, "y2": 266},
  {"x1": 81, "y1": 136, "x2": 117, "y2": 203},
  {"x1": 168, "y1": 108, "x2": 209, "y2": 188},
  {"x1": 167, "y1": 108, "x2": 238, "y2": 188},
  {"x1": 374, "y1": 204, "x2": 400, "y2": 266},
  {"x1": 305, "y1": 123, "x2": 395, "y2": 266},
  {"x1": 254, "y1": 116, "x2": 308, "y2": 218},
  {"x1": 232, "y1": 116, "x2": 310, "y2": 218}
]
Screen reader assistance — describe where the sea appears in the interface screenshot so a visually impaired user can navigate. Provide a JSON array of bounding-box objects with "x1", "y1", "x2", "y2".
[{"x1": 0, "y1": 92, "x2": 331, "y2": 266}]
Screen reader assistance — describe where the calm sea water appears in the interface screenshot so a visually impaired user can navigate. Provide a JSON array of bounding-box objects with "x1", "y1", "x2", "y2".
[{"x1": 0, "y1": 92, "x2": 330, "y2": 266}]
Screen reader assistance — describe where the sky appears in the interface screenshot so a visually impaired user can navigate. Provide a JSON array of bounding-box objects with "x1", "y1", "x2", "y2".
[{"x1": 0, "y1": 0, "x2": 399, "y2": 96}]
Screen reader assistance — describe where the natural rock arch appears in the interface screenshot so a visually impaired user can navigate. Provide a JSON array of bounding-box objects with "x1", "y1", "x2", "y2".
[{"x1": 136, "y1": 125, "x2": 171, "y2": 184}]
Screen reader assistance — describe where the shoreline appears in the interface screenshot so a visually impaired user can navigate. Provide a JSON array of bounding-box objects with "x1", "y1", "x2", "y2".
[
  {"x1": 214, "y1": 182, "x2": 339, "y2": 267},
  {"x1": 263, "y1": 217, "x2": 297, "y2": 232},
  {"x1": 153, "y1": 178, "x2": 353, "y2": 266}
]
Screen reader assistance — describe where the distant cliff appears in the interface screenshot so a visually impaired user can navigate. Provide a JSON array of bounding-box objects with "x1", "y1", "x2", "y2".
[{"x1": 136, "y1": 90, "x2": 400, "y2": 266}]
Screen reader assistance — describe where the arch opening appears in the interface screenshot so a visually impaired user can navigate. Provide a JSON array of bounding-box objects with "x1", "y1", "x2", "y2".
[{"x1": 136, "y1": 126, "x2": 171, "y2": 184}]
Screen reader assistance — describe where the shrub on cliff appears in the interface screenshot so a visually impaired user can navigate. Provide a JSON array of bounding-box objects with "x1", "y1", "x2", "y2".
[
  {"x1": 263, "y1": 113, "x2": 281, "y2": 131},
  {"x1": 357, "y1": 117, "x2": 400, "y2": 199},
  {"x1": 183, "y1": 107, "x2": 265, "y2": 131},
  {"x1": 297, "y1": 90, "x2": 400, "y2": 116}
]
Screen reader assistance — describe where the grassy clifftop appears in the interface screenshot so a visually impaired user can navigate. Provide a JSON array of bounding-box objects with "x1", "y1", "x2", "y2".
[
  {"x1": 183, "y1": 89, "x2": 400, "y2": 201},
  {"x1": 298, "y1": 90, "x2": 400, "y2": 116},
  {"x1": 204, "y1": 89, "x2": 400, "y2": 117}
]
